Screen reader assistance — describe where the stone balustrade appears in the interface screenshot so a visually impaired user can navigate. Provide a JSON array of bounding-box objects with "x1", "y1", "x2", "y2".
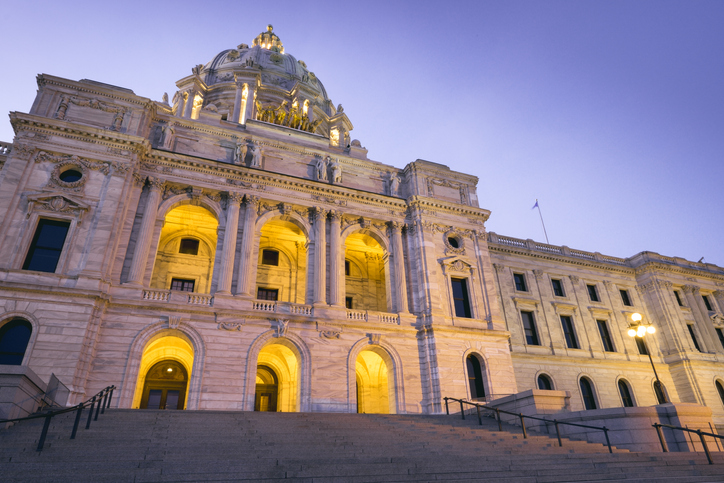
[
  {"x1": 188, "y1": 294, "x2": 213, "y2": 305},
  {"x1": 142, "y1": 289, "x2": 171, "y2": 302},
  {"x1": 346, "y1": 310, "x2": 400, "y2": 325}
]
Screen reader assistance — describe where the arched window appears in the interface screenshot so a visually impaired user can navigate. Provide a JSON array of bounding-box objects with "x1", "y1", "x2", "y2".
[
  {"x1": 654, "y1": 381, "x2": 667, "y2": 404},
  {"x1": 466, "y1": 355, "x2": 486, "y2": 400},
  {"x1": 579, "y1": 377, "x2": 597, "y2": 410},
  {"x1": 618, "y1": 379, "x2": 635, "y2": 407},
  {"x1": 537, "y1": 374, "x2": 553, "y2": 390},
  {"x1": 0, "y1": 319, "x2": 33, "y2": 365},
  {"x1": 716, "y1": 380, "x2": 724, "y2": 407}
]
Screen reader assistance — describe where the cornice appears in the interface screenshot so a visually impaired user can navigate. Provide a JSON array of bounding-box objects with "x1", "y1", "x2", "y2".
[
  {"x1": 407, "y1": 196, "x2": 490, "y2": 220},
  {"x1": 37, "y1": 74, "x2": 152, "y2": 107},
  {"x1": 633, "y1": 261, "x2": 724, "y2": 284}
]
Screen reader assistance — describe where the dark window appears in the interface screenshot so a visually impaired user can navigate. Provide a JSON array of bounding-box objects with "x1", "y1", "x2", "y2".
[
  {"x1": 597, "y1": 320, "x2": 615, "y2": 352},
  {"x1": 618, "y1": 380, "x2": 635, "y2": 407},
  {"x1": 170, "y1": 278, "x2": 195, "y2": 292},
  {"x1": 635, "y1": 337, "x2": 648, "y2": 355},
  {"x1": 59, "y1": 169, "x2": 82, "y2": 182},
  {"x1": 345, "y1": 297, "x2": 353, "y2": 309},
  {"x1": 551, "y1": 279, "x2": 565, "y2": 297},
  {"x1": 521, "y1": 311, "x2": 539, "y2": 345},
  {"x1": 587, "y1": 284, "x2": 599, "y2": 302},
  {"x1": 580, "y1": 378, "x2": 597, "y2": 410},
  {"x1": 620, "y1": 289, "x2": 632, "y2": 306},
  {"x1": 0, "y1": 319, "x2": 32, "y2": 365},
  {"x1": 261, "y1": 249, "x2": 279, "y2": 266},
  {"x1": 560, "y1": 315, "x2": 578, "y2": 349},
  {"x1": 674, "y1": 290, "x2": 684, "y2": 306},
  {"x1": 466, "y1": 355, "x2": 486, "y2": 400},
  {"x1": 257, "y1": 288, "x2": 278, "y2": 301},
  {"x1": 345, "y1": 260, "x2": 350, "y2": 276},
  {"x1": 716, "y1": 328, "x2": 724, "y2": 350},
  {"x1": 702, "y1": 295, "x2": 713, "y2": 311},
  {"x1": 179, "y1": 238, "x2": 199, "y2": 255},
  {"x1": 23, "y1": 219, "x2": 70, "y2": 273},
  {"x1": 687, "y1": 325, "x2": 701, "y2": 352},
  {"x1": 513, "y1": 273, "x2": 527, "y2": 292},
  {"x1": 448, "y1": 236, "x2": 459, "y2": 248},
  {"x1": 451, "y1": 278, "x2": 471, "y2": 318},
  {"x1": 537, "y1": 374, "x2": 553, "y2": 390},
  {"x1": 716, "y1": 381, "x2": 724, "y2": 408},
  {"x1": 654, "y1": 381, "x2": 667, "y2": 404}
]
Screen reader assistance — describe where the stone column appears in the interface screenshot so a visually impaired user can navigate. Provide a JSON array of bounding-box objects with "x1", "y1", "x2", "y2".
[
  {"x1": 126, "y1": 177, "x2": 164, "y2": 285},
  {"x1": 244, "y1": 84, "x2": 256, "y2": 123},
  {"x1": 215, "y1": 192, "x2": 243, "y2": 294},
  {"x1": 183, "y1": 90, "x2": 195, "y2": 118},
  {"x1": 232, "y1": 79, "x2": 244, "y2": 124},
  {"x1": 312, "y1": 207, "x2": 328, "y2": 305},
  {"x1": 328, "y1": 210, "x2": 343, "y2": 306},
  {"x1": 235, "y1": 195, "x2": 259, "y2": 296},
  {"x1": 176, "y1": 92, "x2": 187, "y2": 118},
  {"x1": 389, "y1": 222, "x2": 409, "y2": 313},
  {"x1": 682, "y1": 285, "x2": 713, "y2": 353}
]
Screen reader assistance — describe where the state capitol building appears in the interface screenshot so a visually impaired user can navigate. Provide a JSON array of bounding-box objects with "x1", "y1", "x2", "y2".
[{"x1": 1, "y1": 27, "x2": 723, "y2": 436}]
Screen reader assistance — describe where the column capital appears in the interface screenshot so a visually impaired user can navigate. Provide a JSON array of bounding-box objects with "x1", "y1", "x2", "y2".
[
  {"x1": 713, "y1": 290, "x2": 723, "y2": 299},
  {"x1": 311, "y1": 206, "x2": 328, "y2": 222},
  {"x1": 227, "y1": 191, "x2": 244, "y2": 205},
  {"x1": 682, "y1": 284, "x2": 698, "y2": 295},
  {"x1": 387, "y1": 221, "x2": 403, "y2": 233},
  {"x1": 568, "y1": 275, "x2": 580, "y2": 284},
  {"x1": 243, "y1": 194, "x2": 260, "y2": 207},
  {"x1": 147, "y1": 176, "x2": 166, "y2": 192},
  {"x1": 328, "y1": 209, "x2": 343, "y2": 221}
]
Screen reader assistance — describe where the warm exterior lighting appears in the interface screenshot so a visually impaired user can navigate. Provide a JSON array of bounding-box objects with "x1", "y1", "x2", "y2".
[
  {"x1": 167, "y1": 368, "x2": 173, "y2": 372},
  {"x1": 627, "y1": 312, "x2": 667, "y2": 403}
]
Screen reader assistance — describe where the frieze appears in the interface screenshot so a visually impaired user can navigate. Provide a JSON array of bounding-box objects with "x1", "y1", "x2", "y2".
[
  {"x1": 55, "y1": 95, "x2": 129, "y2": 131},
  {"x1": 312, "y1": 194, "x2": 347, "y2": 206},
  {"x1": 367, "y1": 333, "x2": 382, "y2": 345},
  {"x1": 35, "y1": 151, "x2": 115, "y2": 176}
]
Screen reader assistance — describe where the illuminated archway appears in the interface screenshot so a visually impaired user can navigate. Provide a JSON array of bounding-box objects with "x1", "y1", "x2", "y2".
[
  {"x1": 256, "y1": 341, "x2": 299, "y2": 412},
  {"x1": 151, "y1": 205, "x2": 218, "y2": 293},
  {"x1": 139, "y1": 360, "x2": 188, "y2": 410},
  {"x1": 356, "y1": 348, "x2": 395, "y2": 414},
  {"x1": 344, "y1": 230, "x2": 389, "y2": 311},
  {"x1": 255, "y1": 217, "x2": 308, "y2": 303},
  {"x1": 132, "y1": 335, "x2": 194, "y2": 409}
]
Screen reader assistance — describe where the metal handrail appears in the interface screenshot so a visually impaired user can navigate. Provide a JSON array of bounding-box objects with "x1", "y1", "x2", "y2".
[
  {"x1": 443, "y1": 396, "x2": 612, "y2": 453},
  {"x1": 0, "y1": 385, "x2": 115, "y2": 451},
  {"x1": 653, "y1": 423, "x2": 723, "y2": 465}
]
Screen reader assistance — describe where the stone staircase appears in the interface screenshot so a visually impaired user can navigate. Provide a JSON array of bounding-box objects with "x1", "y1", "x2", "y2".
[{"x1": 1, "y1": 409, "x2": 723, "y2": 482}]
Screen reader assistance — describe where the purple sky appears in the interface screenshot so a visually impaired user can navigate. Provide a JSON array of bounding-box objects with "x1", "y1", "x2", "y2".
[{"x1": 3, "y1": 1, "x2": 723, "y2": 266}]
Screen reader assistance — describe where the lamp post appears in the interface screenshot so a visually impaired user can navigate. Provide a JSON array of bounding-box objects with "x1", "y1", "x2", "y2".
[{"x1": 627, "y1": 312, "x2": 667, "y2": 403}]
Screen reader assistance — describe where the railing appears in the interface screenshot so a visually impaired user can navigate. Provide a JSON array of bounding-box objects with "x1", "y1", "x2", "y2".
[
  {"x1": 187, "y1": 294, "x2": 212, "y2": 305},
  {"x1": 0, "y1": 385, "x2": 115, "y2": 452},
  {"x1": 289, "y1": 304, "x2": 313, "y2": 315},
  {"x1": 443, "y1": 396, "x2": 612, "y2": 453},
  {"x1": 253, "y1": 300, "x2": 277, "y2": 312},
  {"x1": 653, "y1": 423, "x2": 723, "y2": 465},
  {"x1": 346, "y1": 310, "x2": 400, "y2": 325},
  {"x1": 142, "y1": 289, "x2": 171, "y2": 301}
]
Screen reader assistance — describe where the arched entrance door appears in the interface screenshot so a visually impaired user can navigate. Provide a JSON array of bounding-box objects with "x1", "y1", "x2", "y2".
[
  {"x1": 356, "y1": 349, "x2": 394, "y2": 414},
  {"x1": 140, "y1": 360, "x2": 188, "y2": 410},
  {"x1": 255, "y1": 365, "x2": 279, "y2": 412}
]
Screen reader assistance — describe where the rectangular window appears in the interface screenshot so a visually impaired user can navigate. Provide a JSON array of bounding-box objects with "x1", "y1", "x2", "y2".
[
  {"x1": 597, "y1": 320, "x2": 615, "y2": 352},
  {"x1": 687, "y1": 325, "x2": 701, "y2": 352},
  {"x1": 179, "y1": 238, "x2": 199, "y2": 255},
  {"x1": 635, "y1": 337, "x2": 648, "y2": 355},
  {"x1": 560, "y1": 315, "x2": 579, "y2": 349},
  {"x1": 261, "y1": 249, "x2": 279, "y2": 266},
  {"x1": 170, "y1": 278, "x2": 195, "y2": 292},
  {"x1": 716, "y1": 328, "x2": 724, "y2": 350},
  {"x1": 619, "y1": 289, "x2": 632, "y2": 306},
  {"x1": 451, "y1": 278, "x2": 472, "y2": 318},
  {"x1": 521, "y1": 311, "x2": 540, "y2": 346},
  {"x1": 674, "y1": 290, "x2": 684, "y2": 307},
  {"x1": 551, "y1": 279, "x2": 565, "y2": 297},
  {"x1": 22, "y1": 219, "x2": 70, "y2": 273},
  {"x1": 257, "y1": 288, "x2": 279, "y2": 301},
  {"x1": 513, "y1": 273, "x2": 527, "y2": 292},
  {"x1": 702, "y1": 295, "x2": 713, "y2": 312},
  {"x1": 587, "y1": 284, "x2": 600, "y2": 302},
  {"x1": 345, "y1": 296, "x2": 353, "y2": 309},
  {"x1": 345, "y1": 260, "x2": 350, "y2": 276}
]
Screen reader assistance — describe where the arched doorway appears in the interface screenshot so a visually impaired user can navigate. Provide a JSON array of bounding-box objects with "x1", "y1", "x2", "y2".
[
  {"x1": 0, "y1": 319, "x2": 32, "y2": 365},
  {"x1": 356, "y1": 349, "x2": 394, "y2": 414},
  {"x1": 344, "y1": 231, "x2": 389, "y2": 312},
  {"x1": 139, "y1": 360, "x2": 188, "y2": 410},
  {"x1": 255, "y1": 342, "x2": 299, "y2": 412},
  {"x1": 255, "y1": 218, "x2": 308, "y2": 303},
  {"x1": 255, "y1": 365, "x2": 279, "y2": 412},
  {"x1": 131, "y1": 335, "x2": 195, "y2": 409},
  {"x1": 466, "y1": 354, "x2": 486, "y2": 401}
]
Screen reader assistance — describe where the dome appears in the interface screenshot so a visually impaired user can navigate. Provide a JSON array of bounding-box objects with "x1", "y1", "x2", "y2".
[{"x1": 200, "y1": 25, "x2": 329, "y2": 102}]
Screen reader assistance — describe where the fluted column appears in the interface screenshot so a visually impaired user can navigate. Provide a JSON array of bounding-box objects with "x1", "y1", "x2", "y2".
[
  {"x1": 682, "y1": 285, "x2": 713, "y2": 352},
  {"x1": 389, "y1": 222, "x2": 409, "y2": 313},
  {"x1": 235, "y1": 195, "x2": 259, "y2": 296},
  {"x1": 126, "y1": 177, "x2": 164, "y2": 285},
  {"x1": 244, "y1": 84, "x2": 256, "y2": 123},
  {"x1": 328, "y1": 210, "x2": 343, "y2": 306},
  {"x1": 215, "y1": 192, "x2": 243, "y2": 294},
  {"x1": 176, "y1": 92, "x2": 187, "y2": 118},
  {"x1": 312, "y1": 207, "x2": 328, "y2": 304},
  {"x1": 183, "y1": 90, "x2": 195, "y2": 118},
  {"x1": 232, "y1": 79, "x2": 244, "y2": 124}
]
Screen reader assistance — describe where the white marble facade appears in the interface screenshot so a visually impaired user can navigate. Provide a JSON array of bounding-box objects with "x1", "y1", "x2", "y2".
[{"x1": 0, "y1": 27, "x2": 723, "y2": 425}]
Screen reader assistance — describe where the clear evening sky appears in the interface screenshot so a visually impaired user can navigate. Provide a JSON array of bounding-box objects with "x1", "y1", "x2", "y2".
[{"x1": 2, "y1": 1, "x2": 722, "y2": 266}]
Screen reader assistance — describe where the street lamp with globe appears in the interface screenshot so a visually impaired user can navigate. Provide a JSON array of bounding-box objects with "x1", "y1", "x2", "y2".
[{"x1": 627, "y1": 312, "x2": 667, "y2": 403}]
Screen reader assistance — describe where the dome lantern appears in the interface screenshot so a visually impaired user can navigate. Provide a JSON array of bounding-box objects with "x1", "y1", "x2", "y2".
[{"x1": 252, "y1": 24, "x2": 284, "y2": 53}]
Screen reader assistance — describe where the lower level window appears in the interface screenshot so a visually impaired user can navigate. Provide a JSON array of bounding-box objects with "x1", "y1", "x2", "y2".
[
  {"x1": 687, "y1": 325, "x2": 701, "y2": 352},
  {"x1": 345, "y1": 297, "x2": 353, "y2": 309},
  {"x1": 580, "y1": 377, "x2": 597, "y2": 410},
  {"x1": 257, "y1": 288, "x2": 279, "y2": 301},
  {"x1": 23, "y1": 219, "x2": 70, "y2": 273},
  {"x1": 451, "y1": 278, "x2": 471, "y2": 318},
  {"x1": 537, "y1": 374, "x2": 553, "y2": 390},
  {"x1": 521, "y1": 311, "x2": 540, "y2": 345},
  {"x1": 618, "y1": 380, "x2": 635, "y2": 407},
  {"x1": 0, "y1": 319, "x2": 32, "y2": 365},
  {"x1": 170, "y1": 278, "x2": 195, "y2": 292}
]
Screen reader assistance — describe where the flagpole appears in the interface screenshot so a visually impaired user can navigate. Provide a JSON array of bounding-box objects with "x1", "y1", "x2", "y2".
[{"x1": 534, "y1": 199, "x2": 550, "y2": 244}]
